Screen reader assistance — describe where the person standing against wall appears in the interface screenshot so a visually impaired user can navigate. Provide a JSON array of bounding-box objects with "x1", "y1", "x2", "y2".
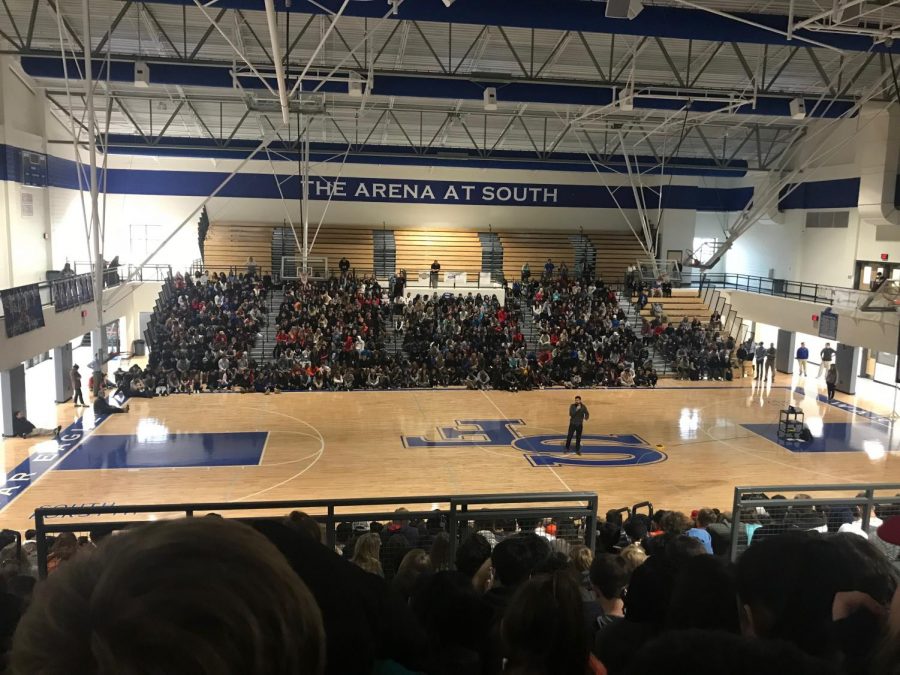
[
  {"x1": 818, "y1": 342, "x2": 836, "y2": 378},
  {"x1": 795, "y1": 342, "x2": 809, "y2": 377},
  {"x1": 70, "y1": 364, "x2": 85, "y2": 407},
  {"x1": 826, "y1": 363, "x2": 838, "y2": 400},
  {"x1": 430, "y1": 260, "x2": 440, "y2": 289}
]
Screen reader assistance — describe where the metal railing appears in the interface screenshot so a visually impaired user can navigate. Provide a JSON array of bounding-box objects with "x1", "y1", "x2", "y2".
[
  {"x1": 691, "y1": 272, "x2": 871, "y2": 309},
  {"x1": 728, "y1": 483, "x2": 900, "y2": 562},
  {"x1": 34, "y1": 491, "x2": 598, "y2": 578},
  {"x1": 73, "y1": 262, "x2": 173, "y2": 285}
]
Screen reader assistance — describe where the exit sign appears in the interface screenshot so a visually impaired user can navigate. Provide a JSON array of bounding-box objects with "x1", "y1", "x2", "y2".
[{"x1": 881, "y1": 253, "x2": 889, "y2": 261}]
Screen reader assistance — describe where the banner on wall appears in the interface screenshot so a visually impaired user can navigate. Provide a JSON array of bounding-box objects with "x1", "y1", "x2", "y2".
[
  {"x1": 52, "y1": 273, "x2": 94, "y2": 312},
  {"x1": 818, "y1": 308, "x2": 838, "y2": 341},
  {"x1": 0, "y1": 284, "x2": 45, "y2": 338}
]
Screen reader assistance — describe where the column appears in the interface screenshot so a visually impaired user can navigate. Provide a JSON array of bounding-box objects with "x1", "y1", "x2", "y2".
[
  {"x1": 90, "y1": 328, "x2": 105, "y2": 397},
  {"x1": 776, "y1": 329, "x2": 796, "y2": 374},
  {"x1": 835, "y1": 344, "x2": 861, "y2": 395},
  {"x1": 0, "y1": 364, "x2": 26, "y2": 437},
  {"x1": 52, "y1": 343, "x2": 73, "y2": 403}
]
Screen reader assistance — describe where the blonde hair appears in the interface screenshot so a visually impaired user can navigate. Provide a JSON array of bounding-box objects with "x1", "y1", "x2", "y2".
[
  {"x1": 569, "y1": 544, "x2": 594, "y2": 574},
  {"x1": 351, "y1": 533, "x2": 384, "y2": 577},
  {"x1": 618, "y1": 543, "x2": 648, "y2": 575}
]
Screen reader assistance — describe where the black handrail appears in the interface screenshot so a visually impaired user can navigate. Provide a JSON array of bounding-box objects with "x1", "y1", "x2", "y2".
[
  {"x1": 692, "y1": 271, "x2": 862, "y2": 306},
  {"x1": 34, "y1": 491, "x2": 599, "y2": 578}
]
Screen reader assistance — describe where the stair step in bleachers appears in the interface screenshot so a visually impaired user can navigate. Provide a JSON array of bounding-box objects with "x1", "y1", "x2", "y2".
[
  {"x1": 272, "y1": 226, "x2": 374, "y2": 278},
  {"x1": 394, "y1": 230, "x2": 483, "y2": 278},
  {"x1": 638, "y1": 295, "x2": 711, "y2": 324},
  {"x1": 204, "y1": 223, "x2": 273, "y2": 274},
  {"x1": 570, "y1": 234, "x2": 596, "y2": 275},
  {"x1": 478, "y1": 232, "x2": 504, "y2": 280},
  {"x1": 589, "y1": 233, "x2": 646, "y2": 284},
  {"x1": 373, "y1": 230, "x2": 396, "y2": 278},
  {"x1": 272, "y1": 227, "x2": 296, "y2": 280},
  {"x1": 499, "y1": 232, "x2": 576, "y2": 281}
]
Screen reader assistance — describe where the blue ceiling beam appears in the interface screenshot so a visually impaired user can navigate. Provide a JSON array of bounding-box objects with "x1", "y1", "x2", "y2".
[
  {"x1": 23, "y1": 57, "x2": 854, "y2": 118},
  {"x1": 93, "y1": 134, "x2": 749, "y2": 176},
  {"x1": 137, "y1": 0, "x2": 900, "y2": 53}
]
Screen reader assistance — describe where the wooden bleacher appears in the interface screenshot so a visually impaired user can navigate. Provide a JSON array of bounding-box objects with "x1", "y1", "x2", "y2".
[
  {"x1": 204, "y1": 222, "x2": 273, "y2": 274},
  {"x1": 499, "y1": 232, "x2": 576, "y2": 281},
  {"x1": 394, "y1": 230, "x2": 482, "y2": 278},
  {"x1": 638, "y1": 291, "x2": 712, "y2": 324},
  {"x1": 589, "y1": 232, "x2": 645, "y2": 283},
  {"x1": 205, "y1": 223, "x2": 374, "y2": 276},
  {"x1": 306, "y1": 226, "x2": 373, "y2": 273}
]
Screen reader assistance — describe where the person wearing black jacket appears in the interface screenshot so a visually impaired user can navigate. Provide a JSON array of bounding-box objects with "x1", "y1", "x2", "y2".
[
  {"x1": 565, "y1": 396, "x2": 590, "y2": 455},
  {"x1": 12, "y1": 412, "x2": 60, "y2": 440},
  {"x1": 93, "y1": 395, "x2": 130, "y2": 415},
  {"x1": 251, "y1": 519, "x2": 429, "y2": 675}
]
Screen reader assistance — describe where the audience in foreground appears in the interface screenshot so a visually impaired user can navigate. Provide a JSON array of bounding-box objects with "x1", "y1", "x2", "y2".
[{"x1": 3, "y1": 494, "x2": 899, "y2": 675}]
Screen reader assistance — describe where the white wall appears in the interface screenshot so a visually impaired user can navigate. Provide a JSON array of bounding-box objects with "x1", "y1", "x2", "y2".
[
  {"x1": 722, "y1": 290, "x2": 898, "y2": 354},
  {"x1": 0, "y1": 281, "x2": 162, "y2": 371},
  {"x1": 0, "y1": 59, "x2": 51, "y2": 288}
]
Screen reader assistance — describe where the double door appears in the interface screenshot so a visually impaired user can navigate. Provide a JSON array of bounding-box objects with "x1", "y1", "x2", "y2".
[{"x1": 854, "y1": 261, "x2": 900, "y2": 291}]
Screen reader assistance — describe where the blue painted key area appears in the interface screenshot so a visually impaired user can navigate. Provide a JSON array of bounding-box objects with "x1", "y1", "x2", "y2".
[
  {"x1": 742, "y1": 422, "x2": 892, "y2": 454},
  {"x1": 56, "y1": 432, "x2": 268, "y2": 470}
]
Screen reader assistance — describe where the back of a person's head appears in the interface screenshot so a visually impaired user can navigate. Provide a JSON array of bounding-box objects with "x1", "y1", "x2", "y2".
[
  {"x1": 664, "y1": 534, "x2": 708, "y2": 567},
  {"x1": 619, "y1": 543, "x2": 648, "y2": 575},
  {"x1": 568, "y1": 544, "x2": 593, "y2": 574},
  {"x1": 11, "y1": 518, "x2": 325, "y2": 675},
  {"x1": 624, "y1": 629, "x2": 838, "y2": 675},
  {"x1": 491, "y1": 533, "x2": 552, "y2": 588},
  {"x1": 455, "y1": 533, "x2": 491, "y2": 579},
  {"x1": 666, "y1": 554, "x2": 739, "y2": 633},
  {"x1": 736, "y1": 533, "x2": 851, "y2": 659},
  {"x1": 501, "y1": 571, "x2": 589, "y2": 675},
  {"x1": 589, "y1": 553, "x2": 629, "y2": 600},
  {"x1": 624, "y1": 516, "x2": 649, "y2": 542},
  {"x1": 660, "y1": 511, "x2": 692, "y2": 536}
]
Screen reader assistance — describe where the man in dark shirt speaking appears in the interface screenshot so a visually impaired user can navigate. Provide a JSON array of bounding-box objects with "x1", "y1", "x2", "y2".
[{"x1": 565, "y1": 396, "x2": 590, "y2": 455}]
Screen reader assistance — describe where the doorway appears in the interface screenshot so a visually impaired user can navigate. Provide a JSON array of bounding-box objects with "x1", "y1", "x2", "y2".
[{"x1": 854, "y1": 260, "x2": 900, "y2": 291}]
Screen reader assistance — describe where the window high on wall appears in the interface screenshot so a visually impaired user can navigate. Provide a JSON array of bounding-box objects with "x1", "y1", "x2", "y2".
[{"x1": 129, "y1": 224, "x2": 163, "y2": 262}]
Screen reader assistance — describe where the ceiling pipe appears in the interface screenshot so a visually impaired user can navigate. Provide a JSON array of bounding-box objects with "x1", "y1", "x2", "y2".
[{"x1": 263, "y1": 0, "x2": 289, "y2": 124}]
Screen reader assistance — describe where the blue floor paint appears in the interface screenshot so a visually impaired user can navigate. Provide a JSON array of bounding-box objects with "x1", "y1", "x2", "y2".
[
  {"x1": 742, "y1": 422, "x2": 892, "y2": 454},
  {"x1": 793, "y1": 387, "x2": 895, "y2": 427},
  {"x1": 56, "y1": 432, "x2": 268, "y2": 470},
  {"x1": 0, "y1": 412, "x2": 113, "y2": 510}
]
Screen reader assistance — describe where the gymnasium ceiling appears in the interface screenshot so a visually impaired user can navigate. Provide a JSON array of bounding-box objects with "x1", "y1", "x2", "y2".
[{"x1": 3, "y1": 0, "x2": 900, "y2": 174}]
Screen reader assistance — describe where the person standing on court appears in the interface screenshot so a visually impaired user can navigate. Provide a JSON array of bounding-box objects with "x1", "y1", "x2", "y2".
[
  {"x1": 825, "y1": 363, "x2": 838, "y2": 400},
  {"x1": 565, "y1": 396, "x2": 590, "y2": 455},
  {"x1": 795, "y1": 342, "x2": 809, "y2": 377},
  {"x1": 754, "y1": 342, "x2": 766, "y2": 381},
  {"x1": 818, "y1": 342, "x2": 836, "y2": 378},
  {"x1": 764, "y1": 343, "x2": 777, "y2": 383},
  {"x1": 70, "y1": 364, "x2": 85, "y2": 407},
  {"x1": 430, "y1": 259, "x2": 440, "y2": 289}
]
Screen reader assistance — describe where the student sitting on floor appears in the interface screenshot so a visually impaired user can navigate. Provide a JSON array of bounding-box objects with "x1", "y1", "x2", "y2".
[
  {"x1": 93, "y1": 394, "x2": 129, "y2": 415},
  {"x1": 12, "y1": 412, "x2": 60, "y2": 440}
]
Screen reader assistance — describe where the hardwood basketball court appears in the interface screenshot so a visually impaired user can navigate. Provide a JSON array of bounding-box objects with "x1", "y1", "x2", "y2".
[{"x1": 1, "y1": 374, "x2": 898, "y2": 532}]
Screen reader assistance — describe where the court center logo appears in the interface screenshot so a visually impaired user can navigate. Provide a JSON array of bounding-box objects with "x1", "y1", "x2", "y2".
[{"x1": 402, "y1": 419, "x2": 666, "y2": 467}]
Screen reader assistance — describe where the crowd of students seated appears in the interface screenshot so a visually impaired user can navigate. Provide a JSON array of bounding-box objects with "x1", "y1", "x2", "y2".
[
  {"x1": 515, "y1": 278, "x2": 659, "y2": 388},
  {"x1": 145, "y1": 270, "x2": 270, "y2": 391},
  {"x1": 139, "y1": 268, "x2": 784, "y2": 391},
  {"x1": 627, "y1": 277, "x2": 737, "y2": 381},
  {"x1": 3, "y1": 492, "x2": 899, "y2": 675}
]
